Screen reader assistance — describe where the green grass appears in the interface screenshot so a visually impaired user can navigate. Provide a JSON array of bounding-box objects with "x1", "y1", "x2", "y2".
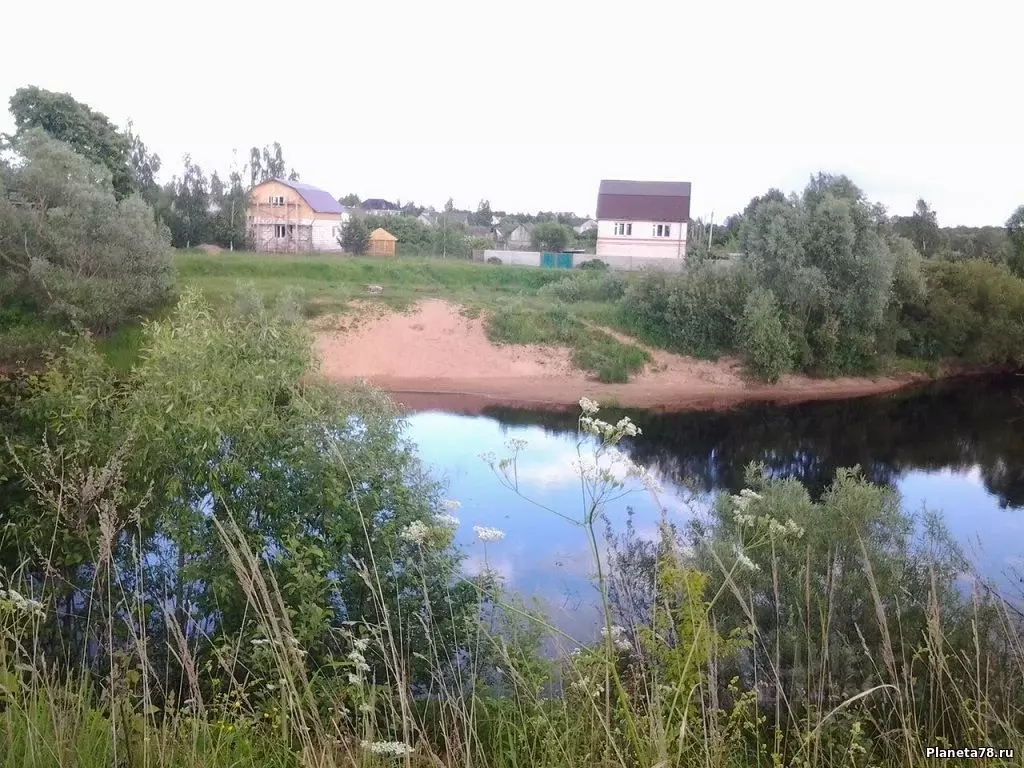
[
  {"x1": 486, "y1": 302, "x2": 649, "y2": 383},
  {"x1": 176, "y1": 251, "x2": 652, "y2": 381}
]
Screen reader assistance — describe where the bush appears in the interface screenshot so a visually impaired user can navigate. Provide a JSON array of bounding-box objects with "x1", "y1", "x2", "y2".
[
  {"x1": 577, "y1": 259, "x2": 608, "y2": 271},
  {"x1": 0, "y1": 129, "x2": 174, "y2": 331},
  {"x1": 620, "y1": 264, "x2": 754, "y2": 358},
  {"x1": 486, "y1": 256, "x2": 503, "y2": 265},
  {"x1": 900, "y1": 260, "x2": 1024, "y2": 365},
  {"x1": 738, "y1": 288, "x2": 793, "y2": 381},
  {"x1": 538, "y1": 272, "x2": 626, "y2": 303}
]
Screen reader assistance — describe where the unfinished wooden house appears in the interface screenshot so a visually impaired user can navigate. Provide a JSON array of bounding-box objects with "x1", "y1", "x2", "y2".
[{"x1": 247, "y1": 179, "x2": 347, "y2": 252}]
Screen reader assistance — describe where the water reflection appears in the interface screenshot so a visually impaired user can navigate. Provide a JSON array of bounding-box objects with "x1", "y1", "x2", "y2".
[{"x1": 405, "y1": 375, "x2": 1024, "y2": 637}]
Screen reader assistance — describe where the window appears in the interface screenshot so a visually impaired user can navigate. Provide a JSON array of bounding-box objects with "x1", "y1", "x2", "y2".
[
  {"x1": 653, "y1": 224, "x2": 672, "y2": 237},
  {"x1": 269, "y1": 195, "x2": 285, "y2": 206},
  {"x1": 613, "y1": 222, "x2": 633, "y2": 236},
  {"x1": 275, "y1": 224, "x2": 287, "y2": 238}
]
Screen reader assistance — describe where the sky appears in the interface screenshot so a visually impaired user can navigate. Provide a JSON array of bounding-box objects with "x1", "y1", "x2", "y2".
[{"x1": 2, "y1": 0, "x2": 1021, "y2": 226}]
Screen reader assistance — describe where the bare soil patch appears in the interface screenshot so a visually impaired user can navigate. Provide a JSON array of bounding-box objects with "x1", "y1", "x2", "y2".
[{"x1": 314, "y1": 300, "x2": 932, "y2": 413}]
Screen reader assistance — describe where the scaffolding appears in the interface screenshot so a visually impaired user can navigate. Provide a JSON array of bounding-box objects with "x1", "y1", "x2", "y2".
[{"x1": 248, "y1": 198, "x2": 314, "y2": 253}]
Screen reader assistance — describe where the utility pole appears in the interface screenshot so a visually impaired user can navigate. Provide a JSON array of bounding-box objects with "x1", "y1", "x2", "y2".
[{"x1": 707, "y1": 210, "x2": 715, "y2": 251}]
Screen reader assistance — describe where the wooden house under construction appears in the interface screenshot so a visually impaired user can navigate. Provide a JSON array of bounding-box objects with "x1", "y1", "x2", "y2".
[
  {"x1": 247, "y1": 179, "x2": 347, "y2": 252},
  {"x1": 366, "y1": 228, "x2": 398, "y2": 257}
]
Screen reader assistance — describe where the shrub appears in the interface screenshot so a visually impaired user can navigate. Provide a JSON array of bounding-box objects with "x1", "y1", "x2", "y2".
[
  {"x1": 486, "y1": 256, "x2": 503, "y2": 265},
  {"x1": 0, "y1": 129, "x2": 174, "y2": 331},
  {"x1": 900, "y1": 260, "x2": 1024, "y2": 365},
  {"x1": 577, "y1": 259, "x2": 608, "y2": 271},
  {"x1": 738, "y1": 287, "x2": 793, "y2": 381},
  {"x1": 620, "y1": 264, "x2": 754, "y2": 357},
  {"x1": 538, "y1": 271, "x2": 626, "y2": 303}
]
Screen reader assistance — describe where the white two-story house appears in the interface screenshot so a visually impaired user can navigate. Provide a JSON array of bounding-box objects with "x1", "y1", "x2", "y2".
[{"x1": 595, "y1": 179, "x2": 691, "y2": 260}]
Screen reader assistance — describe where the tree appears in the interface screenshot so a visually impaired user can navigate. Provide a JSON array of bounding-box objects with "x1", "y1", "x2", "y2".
[
  {"x1": 0, "y1": 129, "x2": 174, "y2": 330},
  {"x1": 1006, "y1": 206, "x2": 1024, "y2": 278},
  {"x1": 738, "y1": 288, "x2": 792, "y2": 382},
  {"x1": 126, "y1": 120, "x2": 161, "y2": 207},
  {"x1": 341, "y1": 217, "x2": 368, "y2": 254},
  {"x1": 247, "y1": 142, "x2": 298, "y2": 185},
  {"x1": 167, "y1": 155, "x2": 211, "y2": 248},
  {"x1": 339, "y1": 193, "x2": 361, "y2": 206},
  {"x1": 9, "y1": 86, "x2": 136, "y2": 199},
  {"x1": 531, "y1": 220, "x2": 574, "y2": 252},
  {"x1": 894, "y1": 198, "x2": 941, "y2": 257},
  {"x1": 444, "y1": 197, "x2": 455, "y2": 213},
  {"x1": 473, "y1": 199, "x2": 493, "y2": 226}
]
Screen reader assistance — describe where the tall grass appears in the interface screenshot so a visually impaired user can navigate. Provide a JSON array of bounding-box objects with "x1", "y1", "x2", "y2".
[{"x1": 2, "y1": 399, "x2": 1023, "y2": 767}]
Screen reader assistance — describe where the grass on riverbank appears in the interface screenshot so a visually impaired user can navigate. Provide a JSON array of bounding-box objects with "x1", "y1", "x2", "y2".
[{"x1": 177, "y1": 251, "x2": 654, "y2": 382}]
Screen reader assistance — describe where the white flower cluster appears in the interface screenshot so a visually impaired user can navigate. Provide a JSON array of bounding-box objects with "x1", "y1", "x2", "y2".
[
  {"x1": 572, "y1": 450, "x2": 661, "y2": 493},
  {"x1": 347, "y1": 649, "x2": 371, "y2": 673},
  {"x1": 579, "y1": 397, "x2": 600, "y2": 415},
  {"x1": 570, "y1": 675, "x2": 603, "y2": 698},
  {"x1": 578, "y1": 399, "x2": 642, "y2": 444},
  {"x1": 600, "y1": 624, "x2": 633, "y2": 651},
  {"x1": 400, "y1": 520, "x2": 431, "y2": 545},
  {"x1": 434, "y1": 513, "x2": 460, "y2": 528},
  {"x1": 729, "y1": 489, "x2": 803, "y2": 539},
  {"x1": 0, "y1": 588, "x2": 44, "y2": 617},
  {"x1": 732, "y1": 544, "x2": 761, "y2": 573},
  {"x1": 506, "y1": 438, "x2": 528, "y2": 452},
  {"x1": 473, "y1": 525, "x2": 505, "y2": 543},
  {"x1": 361, "y1": 741, "x2": 413, "y2": 757},
  {"x1": 441, "y1": 498, "x2": 462, "y2": 511}
]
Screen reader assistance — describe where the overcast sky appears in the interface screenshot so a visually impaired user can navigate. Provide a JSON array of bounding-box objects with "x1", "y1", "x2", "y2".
[{"x1": 3, "y1": 0, "x2": 1020, "y2": 226}]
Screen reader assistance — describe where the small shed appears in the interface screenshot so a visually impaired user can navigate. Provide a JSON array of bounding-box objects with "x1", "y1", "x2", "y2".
[{"x1": 366, "y1": 227, "x2": 398, "y2": 258}]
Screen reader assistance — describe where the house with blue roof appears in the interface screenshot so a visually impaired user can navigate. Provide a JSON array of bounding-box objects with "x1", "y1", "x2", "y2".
[{"x1": 247, "y1": 178, "x2": 349, "y2": 252}]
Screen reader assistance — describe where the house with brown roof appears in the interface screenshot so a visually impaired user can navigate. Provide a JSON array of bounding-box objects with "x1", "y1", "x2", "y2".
[
  {"x1": 595, "y1": 180, "x2": 691, "y2": 260},
  {"x1": 247, "y1": 178, "x2": 348, "y2": 252}
]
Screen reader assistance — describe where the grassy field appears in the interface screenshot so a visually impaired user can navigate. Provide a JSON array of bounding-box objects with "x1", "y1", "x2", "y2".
[{"x1": 175, "y1": 251, "x2": 651, "y2": 382}]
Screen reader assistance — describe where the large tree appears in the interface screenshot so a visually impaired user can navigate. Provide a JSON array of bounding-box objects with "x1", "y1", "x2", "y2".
[
  {"x1": 0, "y1": 129, "x2": 174, "y2": 329},
  {"x1": 531, "y1": 220, "x2": 574, "y2": 252},
  {"x1": 1006, "y1": 205, "x2": 1024, "y2": 278},
  {"x1": 9, "y1": 86, "x2": 136, "y2": 199}
]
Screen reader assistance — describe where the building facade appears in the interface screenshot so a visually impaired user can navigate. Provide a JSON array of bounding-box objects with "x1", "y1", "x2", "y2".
[
  {"x1": 595, "y1": 179, "x2": 691, "y2": 260},
  {"x1": 247, "y1": 179, "x2": 347, "y2": 252}
]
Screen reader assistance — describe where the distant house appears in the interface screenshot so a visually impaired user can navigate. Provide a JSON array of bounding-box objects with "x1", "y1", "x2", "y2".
[
  {"x1": 416, "y1": 212, "x2": 436, "y2": 227},
  {"x1": 595, "y1": 179, "x2": 691, "y2": 260},
  {"x1": 575, "y1": 218, "x2": 597, "y2": 234},
  {"x1": 366, "y1": 228, "x2": 398, "y2": 258},
  {"x1": 506, "y1": 223, "x2": 534, "y2": 250},
  {"x1": 361, "y1": 198, "x2": 401, "y2": 217},
  {"x1": 437, "y1": 211, "x2": 471, "y2": 227},
  {"x1": 466, "y1": 225, "x2": 494, "y2": 240},
  {"x1": 247, "y1": 178, "x2": 347, "y2": 252}
]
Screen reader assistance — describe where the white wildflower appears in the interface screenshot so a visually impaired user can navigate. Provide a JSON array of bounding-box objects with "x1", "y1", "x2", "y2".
[
  {"x1": 347, "y1": 673, "x2": 361, "y2": 685},
  {"x1": 358, "y1": 702, "x2": 373, "y2": 713},
  {"x1": 400, "y1": 520, "x2": 431, "y2": 545},
  {"x1": 353, "y1": 637, "x2": 370, "y2": 652},
  {"x1": 506, "y1": 438, "x2": 528, "y2": 452},
  {"x1": 615, "y1": 417, "x2": 641, "y2": 437},
  {"x1": 347, "y1": 650, "x2": 370, "y2": 673},
  {"x1": 473, "y1": 525, "x2": 505, "y2": 543},
  {"x1": 361, "y1": 741, "x2": 413, "y2": 757},
  {"x1": 739, "y1": 488, "x2": 763, "y2": 501},
  {"x1": 732, "y1": 544, "x2": 761, "y2": 573},
  {"x1": 600, "y1": 624, "x2": 632, "y2": 651},
  {"x1": 579, "y1": 397, "x2": 600, "y2": 415},
  {"x1": 441, "y1": 498, "x2": 462, "y2": 511},
  {"x1": 434, "y1": 513, "x2": 460, "y2": 528}
]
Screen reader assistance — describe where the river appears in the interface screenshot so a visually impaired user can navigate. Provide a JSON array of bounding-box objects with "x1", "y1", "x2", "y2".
[{"x1": 404, "y1": 375, "x2": 1024, "y2": 639}]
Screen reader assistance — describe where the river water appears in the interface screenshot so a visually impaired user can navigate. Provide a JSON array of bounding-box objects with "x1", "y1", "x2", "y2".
[{"x1": 404, "y1": 375, "x2": 1024, "y2": 639}]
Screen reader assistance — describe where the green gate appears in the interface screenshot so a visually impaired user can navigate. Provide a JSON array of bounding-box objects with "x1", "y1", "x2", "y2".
[{"x1": 540, "y1": 252, "x2": 575, "y2": 269}]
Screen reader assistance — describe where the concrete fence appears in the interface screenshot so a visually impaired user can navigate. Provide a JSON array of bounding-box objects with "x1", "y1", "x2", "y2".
[{"x1": 476, "y1": 249, "x2": 686, "y2": 273}]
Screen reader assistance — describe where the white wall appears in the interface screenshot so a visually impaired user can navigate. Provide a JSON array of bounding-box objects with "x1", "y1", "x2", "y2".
[
  {"x1": 312, "y1": 219, "x2": 343, "y2": 252},
  {"x1": 483, "y1": 249, "x2": 542, "y2": 267},
  {"x1": 596, "y1": 219, "x2": 687, "y2": 259}
]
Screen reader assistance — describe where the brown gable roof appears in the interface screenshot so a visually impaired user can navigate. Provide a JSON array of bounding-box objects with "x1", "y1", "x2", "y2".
[{"x1": 596, "y1": 179, "x2": 691, "y2": 222}]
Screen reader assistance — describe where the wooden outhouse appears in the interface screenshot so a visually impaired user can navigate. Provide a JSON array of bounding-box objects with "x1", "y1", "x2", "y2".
[{"x1": 366, "y1": 228, "x2": 398, "y2": 258}]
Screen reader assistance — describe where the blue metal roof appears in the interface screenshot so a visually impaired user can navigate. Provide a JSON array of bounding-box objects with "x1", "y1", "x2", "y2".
[{"x1": 273, "y1": 178, "x2": 344, "y2": 214}]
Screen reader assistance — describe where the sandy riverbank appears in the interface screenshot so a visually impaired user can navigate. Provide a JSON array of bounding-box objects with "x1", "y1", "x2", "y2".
[{"x1": 313, "y1": 300, "x2": 934, "y2": 414}]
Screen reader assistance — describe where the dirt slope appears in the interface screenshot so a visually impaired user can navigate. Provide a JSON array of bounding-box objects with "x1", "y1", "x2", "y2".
[{"x1": 314, "y1": 300, "x2": 930, "y2": 413}]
